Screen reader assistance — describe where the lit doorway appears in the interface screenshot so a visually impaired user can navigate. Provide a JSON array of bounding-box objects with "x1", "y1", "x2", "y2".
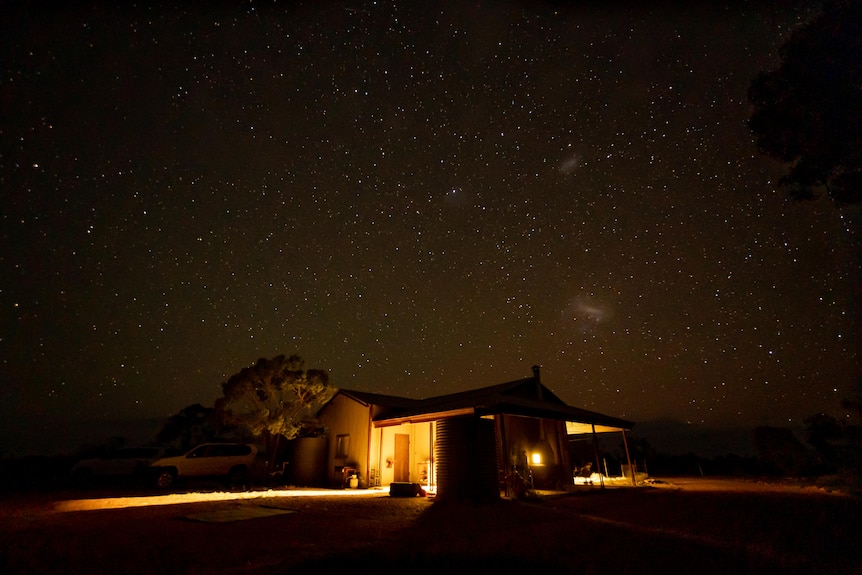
[{"x1": 394, "y1": 433, "x2": 410, "y2": 482}]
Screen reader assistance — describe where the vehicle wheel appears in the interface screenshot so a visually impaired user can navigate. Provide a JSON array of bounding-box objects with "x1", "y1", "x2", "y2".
[
  {"x1": 228, "y1": 466, "x2": 249, "y2": 490},
  {"x1": 155, "y1": 469, "x2": 176, "y2": 488}
]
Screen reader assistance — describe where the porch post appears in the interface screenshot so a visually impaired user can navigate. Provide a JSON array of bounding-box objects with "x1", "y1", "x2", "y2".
[
  {"x1": 591, "y1": 424, "x2": 605, "y2": 489},
  {"x1": 557, "y1": 420, "x2": 572, "y2": 489},
  {"x1": 429, "y1": 420, "x2": 435, "y2": 491},
  {"x1": 621, "y1": 429, "x2": 636, "y2": 486},
  {"x1": 497, "y1": 415, "x2": 510, "y2": 496},
  {"x1": 366, "y1": 404, "x2": 373, "y2": 487}
]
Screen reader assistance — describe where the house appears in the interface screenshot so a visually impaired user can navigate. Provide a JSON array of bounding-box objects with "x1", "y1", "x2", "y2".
[{"x1": 316, "y1": 366, "x2": 634, "y2": 499}]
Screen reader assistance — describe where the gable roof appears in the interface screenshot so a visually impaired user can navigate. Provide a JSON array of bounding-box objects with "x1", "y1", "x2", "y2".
[
  {"x1": 332, "y1": 388, "x2": 424, "y2": 410},
  {"x1": 319, "y1": 388, "x2": 425, "y2": 421},
  {"x1": 326, "y1": 373, "x2": 633, "y2": 433}
]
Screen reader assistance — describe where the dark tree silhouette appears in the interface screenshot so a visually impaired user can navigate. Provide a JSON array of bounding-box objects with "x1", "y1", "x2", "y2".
[
  {"x1": 753, "y1": 425, "x2": 810, "y2": 476},
  {"x1": 841, "y1": 378, "x2": 862, "y2": 420},
  {"x1": 748, "y1": 0, "x2": 862, "y2": 204},
  {"x1": 804, "y1": 412, "x2": 843, "y2": 469},
  {"x1": 156, "y1": 403, "x2": 218, "y2": 451},
  {"x1": 839, "y1": 380, "x2": 862, "y2": 485},
  {"x1": 215, "y1": 355, "x2": 333, "y2": 471}
]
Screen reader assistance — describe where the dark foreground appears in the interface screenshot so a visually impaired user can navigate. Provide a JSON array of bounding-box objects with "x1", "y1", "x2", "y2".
[{"x1": 1, "y1": 480, "x2": 860, "y2": 575}]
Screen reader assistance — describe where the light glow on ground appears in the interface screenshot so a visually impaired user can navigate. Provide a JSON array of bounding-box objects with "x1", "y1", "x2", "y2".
[
  {"x1": 573, "y1": 474, "x2": 636, "y2": 486},
  {"x1": 55, "y1": 487, "x2": 392, "y2": 512}
]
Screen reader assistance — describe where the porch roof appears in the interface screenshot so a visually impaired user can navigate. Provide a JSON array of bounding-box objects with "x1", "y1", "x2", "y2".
[
  {"x1": 342, "y1": 375, "x2": 633, "y2": 433},
  {"x1": 373, "y1": 392, "x2": 632, "y2": 432}
]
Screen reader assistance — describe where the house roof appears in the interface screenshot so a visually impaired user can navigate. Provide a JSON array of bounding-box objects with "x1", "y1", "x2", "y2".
[
  {"x1": 332, "y1": 388, "x2": 424, "y2": 409},
  {"x1": 321, "y1": 389, "x2": 425, "y2": 420},
  {"x1": 328, "y1": 373, "x2": 633, "y2": 433}
]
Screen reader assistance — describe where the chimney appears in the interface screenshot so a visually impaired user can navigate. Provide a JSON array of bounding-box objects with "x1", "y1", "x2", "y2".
[{"x1": 532, "y1": 365, "x2": 543, "y2": 400}]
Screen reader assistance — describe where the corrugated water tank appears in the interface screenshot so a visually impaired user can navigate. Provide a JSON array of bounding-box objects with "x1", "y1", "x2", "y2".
[
  {"x1": 290, "y1": 436, "x2": 327, "y2": 486},
  {"x1": 435, "y1": 416, "x2": 499, "y2": 502}
]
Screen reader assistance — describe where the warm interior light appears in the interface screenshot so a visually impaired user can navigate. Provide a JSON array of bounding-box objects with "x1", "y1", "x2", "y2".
[{"x1": 531, "y1": 452, "x2": 542, "y2": 465}]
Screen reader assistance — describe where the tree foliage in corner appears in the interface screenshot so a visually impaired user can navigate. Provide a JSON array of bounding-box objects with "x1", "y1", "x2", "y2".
[
  {"x1": 215, "y1": 355, "x2": 333, "y2": 468},
  {"x1": 748, "y1": 0, "x2": 862, "y2": 204}
]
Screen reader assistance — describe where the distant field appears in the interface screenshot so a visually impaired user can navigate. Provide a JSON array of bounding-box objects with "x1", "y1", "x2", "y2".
[{"x1": 1, "y1": 478, "x2": 860, "y2": 574}]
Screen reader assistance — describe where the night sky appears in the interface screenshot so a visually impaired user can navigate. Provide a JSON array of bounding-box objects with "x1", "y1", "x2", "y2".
[{"x1": 2, "y1": 1, "x2": 860, "y2": 456}]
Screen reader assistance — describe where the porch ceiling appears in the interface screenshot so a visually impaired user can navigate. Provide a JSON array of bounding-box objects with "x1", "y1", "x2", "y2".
[{"x1": 566, "y1": 421, "x2": 628, "y2": 434}]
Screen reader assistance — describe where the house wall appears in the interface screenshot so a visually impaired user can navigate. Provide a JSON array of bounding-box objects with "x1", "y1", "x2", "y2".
[
  {"x1": 318, "y1": 394, "x2": 372, "y2": 487},
  {"x1": 373, "y1": 422, "x2": 434, "y2": 488},
  {"x1": 499, "y1": 414, "x2": 571, "y2": 489},
  {"x1": 502, "y1": 415, "x2": 541, "y2": 469},
  {"x1": 319, "y1": 395, "x2": 435, "y2": 489}
]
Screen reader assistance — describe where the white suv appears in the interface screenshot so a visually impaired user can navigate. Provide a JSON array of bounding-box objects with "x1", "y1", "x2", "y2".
[{"x1": 149, "y1": 443, "x2": 257, "y2": 489}]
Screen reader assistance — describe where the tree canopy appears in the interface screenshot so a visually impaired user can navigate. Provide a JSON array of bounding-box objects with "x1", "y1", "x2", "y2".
[
  {"x1": 216, "y1": 355, "x2": 333, "y2": 447},
  {"x1": 156, "y1": 403, "x2": 217, "y2": 451},
  {"x1": 748, "y1": 0, "x2": 862, "y2": 204}
]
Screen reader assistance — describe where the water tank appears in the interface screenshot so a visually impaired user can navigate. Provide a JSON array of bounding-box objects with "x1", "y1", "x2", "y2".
[
  {"x1": 435, "y1": 416, "x2": 499, "y2": 502},
  {"x1": 290, "y1": 436, "x2": 327, "y2": 486}
]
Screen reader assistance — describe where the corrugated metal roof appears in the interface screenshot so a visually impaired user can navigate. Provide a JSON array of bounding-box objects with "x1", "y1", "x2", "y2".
[
  {"x1": 325, "y1": 375, "x2": 633, "y2": 432},
  {"x1": 332, "y1": 389, "x2": 424, "y2": 409}
]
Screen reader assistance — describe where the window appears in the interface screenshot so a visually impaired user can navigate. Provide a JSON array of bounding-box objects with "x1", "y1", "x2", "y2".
[
  {"x1": 213, "y1": 444, "x2": 251, "y2": 456},
  {"x1": 187, "y1": 446, "x2": 209, "y2": 458},
  {"x1": 335, "y1": 434, "x2": 350, "y2": 458}
]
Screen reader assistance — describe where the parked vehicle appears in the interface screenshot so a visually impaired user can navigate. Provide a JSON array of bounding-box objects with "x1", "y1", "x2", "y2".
[
  {"x1": 72, "y1": 447, "x2": 167, "y2": 482},
  {"x1": 148, "y1": 443, "x2": 257, "y2": 489}
]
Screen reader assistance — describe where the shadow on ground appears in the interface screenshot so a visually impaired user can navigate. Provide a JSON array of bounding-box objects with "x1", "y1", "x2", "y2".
[{"x1": 288, "y1": 488, "x2": 862, "y2": 575}]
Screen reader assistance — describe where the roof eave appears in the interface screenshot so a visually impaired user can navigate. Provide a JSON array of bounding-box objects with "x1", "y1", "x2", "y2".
[{"x1": 373, "y1": 407, "x2": 477, "y2": 427}]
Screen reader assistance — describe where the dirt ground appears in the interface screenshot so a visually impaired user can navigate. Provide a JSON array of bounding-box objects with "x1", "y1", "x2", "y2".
[{"x1": 1, "y1": 478, "x2": 861, "y2": 575}]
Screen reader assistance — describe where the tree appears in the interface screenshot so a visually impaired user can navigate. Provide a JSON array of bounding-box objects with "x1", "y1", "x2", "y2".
[
  {"x1": 840, "y1": 378, "x2": 862, "y2": 421},
  {"x1": 215, "y1": 355, "x2": 333, "y2": 471},
  {"x1": 156, "y1": 403, "x2": 218, "y2": 451},
  {"x1": 747, "y1": 0, "x2": 862, "y2": 204},
  {"x1": 753, "y1": 425, "x2": 810, "y2": 476},
  {"x1": 804, "y1": 413, "x2": 843, "y2": 469},
  {"x1": 839, "y1": 380, "x2": 862, "y2": 486}
]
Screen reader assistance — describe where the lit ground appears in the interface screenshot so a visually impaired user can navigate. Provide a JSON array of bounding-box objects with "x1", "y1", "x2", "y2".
[{"x1": 1, "y1": 477, "x2": 860, "y2": 574}]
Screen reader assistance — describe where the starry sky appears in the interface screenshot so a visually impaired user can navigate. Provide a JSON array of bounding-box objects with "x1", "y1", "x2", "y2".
[{"x1": 2, "y1": 1, "x2": 860, "y2": 456}]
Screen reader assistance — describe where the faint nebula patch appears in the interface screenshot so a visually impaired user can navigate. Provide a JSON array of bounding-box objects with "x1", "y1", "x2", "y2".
[
  {"x1": 559, "y1": 153, "x2": 582, "y2": 175},
  {"x1": 562, "y1": 295, "x2": 614, "y2": 333}
]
